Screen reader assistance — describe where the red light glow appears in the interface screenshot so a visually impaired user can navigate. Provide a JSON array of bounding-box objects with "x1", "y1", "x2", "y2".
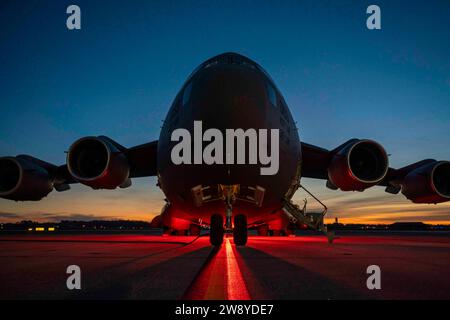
[{"x1": 225, "y1": 238, "x2": 250, "y2": 300}]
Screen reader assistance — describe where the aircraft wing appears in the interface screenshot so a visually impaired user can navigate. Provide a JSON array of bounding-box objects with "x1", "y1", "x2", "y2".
[
  {"x1": 301, "y1": 140, "x2": 450, "y2": 204},
  {"x1": 0, "y1": 137, "x2": 158, "y2": 201}
]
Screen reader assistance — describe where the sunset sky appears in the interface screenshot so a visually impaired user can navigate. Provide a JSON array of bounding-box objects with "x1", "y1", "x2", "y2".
[{"x1": 1, "y1": 0, "x2": 449, "y2": 224}]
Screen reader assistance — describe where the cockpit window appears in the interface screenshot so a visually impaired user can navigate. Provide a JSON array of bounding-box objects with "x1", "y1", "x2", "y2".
[
  {"x1": 266, "y1": 83, "x2": 277, "y2": 107},
  {"x1": 203, "y1": 60, "x2": 219, "y2": 69},
  {"x1": 241, "y1": 61, "x2": 257, "y2": 70},
  {"x1": 182, "y1": 81, "x2": 193, "y2": 106},
  {"x1": 201, "y1": 54, "x2": 258, "y2": 70}
]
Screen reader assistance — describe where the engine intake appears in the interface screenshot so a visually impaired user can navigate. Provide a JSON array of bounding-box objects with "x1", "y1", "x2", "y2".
[
  {"x1": 328, "y1": 139, "x2": 389, "y2": 191},
  {"x1": 0, "y1": 156, "x2": 53, "y2": 201},
  {"x1": 402, "y1": 161, "x2": 450, "y2": 203},
  {"x1": 67, "y1": 136, "x2": 130, "y2": 189}
]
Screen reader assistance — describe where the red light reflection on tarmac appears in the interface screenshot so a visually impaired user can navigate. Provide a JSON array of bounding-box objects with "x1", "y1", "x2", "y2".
[
  {"x1": 183, "y1": 236, "x2": 250, "y2": 300},
  {"x1": 2, "y1": 234, "x2": 450, "y2": 299},
  {"x1": 225, "y1": 238, "x2": 250, "y2": 300}
]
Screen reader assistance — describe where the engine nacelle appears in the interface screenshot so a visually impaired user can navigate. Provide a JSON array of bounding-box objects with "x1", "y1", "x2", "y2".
[
  {"x1": 0, "y1": 156, "x2": 53, "y2": 201},
  {"x1": 328, "y1": 139, "x2": 389, "y2": 191},
  {"x1": 67, "y1": 136, "x2": 130, "y2": 189},
  {"x1": 401, "y1": 161, "x2": 450, "y2": 204}
]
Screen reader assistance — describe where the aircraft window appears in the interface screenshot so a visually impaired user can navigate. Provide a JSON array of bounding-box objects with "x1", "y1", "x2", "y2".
[
  {"x1": 241, "y1": 61, "x2": 256, "y2": 70},
  {"x1": 266, "y1": 83, "x2": 277, "y2": 107},
  {"x1": 182, "y1": 82, "x2": 193, "y2": 106},
  {"x1": 204, "y1": 61, "x2": 219, "y2": 69}
]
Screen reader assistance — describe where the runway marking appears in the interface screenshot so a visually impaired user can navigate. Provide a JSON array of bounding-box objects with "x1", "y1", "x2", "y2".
[
  {"x1": 182, "y1": 237, "x2": 250, "y2": 300},
  {"x1": 225, "y1": 238, "x2": 250, "y2": 300}
]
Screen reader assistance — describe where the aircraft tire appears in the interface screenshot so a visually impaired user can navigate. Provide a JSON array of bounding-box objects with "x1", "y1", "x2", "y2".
[
  {"x1": 210, "y1": 214, "x2": 224, "y2": 246},
  {"x1": 233, "y1": 214, "x2": 248, "y2": 246}
]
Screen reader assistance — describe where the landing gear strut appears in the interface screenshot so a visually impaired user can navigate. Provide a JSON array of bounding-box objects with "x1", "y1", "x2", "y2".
[
  {"x1": 233, "y1": 214, "x2": 248, "y2": 246},
  {"x1": 210, "y1": 214, "x2": 224, "y2": 246}
]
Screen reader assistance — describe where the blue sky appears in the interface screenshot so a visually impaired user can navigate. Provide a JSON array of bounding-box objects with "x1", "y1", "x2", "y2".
[{"x1": 1, "y1": 0, "x2": 449, "y2": 223}]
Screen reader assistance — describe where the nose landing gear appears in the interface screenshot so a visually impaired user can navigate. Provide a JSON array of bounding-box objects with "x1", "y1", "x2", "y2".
[
  {"x1": 208, "y1": 185, "x2": 251, "y2": 246},
  {"x1": 209, "y1": 213, "x2": 248, "y2": 246}
]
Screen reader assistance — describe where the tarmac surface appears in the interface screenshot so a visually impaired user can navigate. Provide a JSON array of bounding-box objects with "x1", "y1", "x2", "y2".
[{"x1": 0, "y1": 232, "x2": 449, "y2": 300}]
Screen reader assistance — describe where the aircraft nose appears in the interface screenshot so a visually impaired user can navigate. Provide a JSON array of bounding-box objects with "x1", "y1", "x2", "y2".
[{"x1": 191, "y1": 67, "x2": 268, "y2": 131}]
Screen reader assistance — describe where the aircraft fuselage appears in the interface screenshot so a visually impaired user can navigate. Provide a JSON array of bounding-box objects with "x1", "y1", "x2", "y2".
[{"x1": 156, "y1": 53, "x2": 301, "y2": 231}]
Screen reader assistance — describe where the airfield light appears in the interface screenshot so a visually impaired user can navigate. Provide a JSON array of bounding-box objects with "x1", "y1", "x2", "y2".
[
  {"x1": 35, "y1": 227, "x2": 45, "y2": 232},
  {"x1": 48, "y1": 227, "x2": 55, "y2": 231}
]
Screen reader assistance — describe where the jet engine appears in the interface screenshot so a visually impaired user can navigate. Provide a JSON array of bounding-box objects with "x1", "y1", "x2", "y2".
[
  {"x1": 328, "y1": 139, "x2": 389, "y2": 191},
  {"x1": 0, "y1": 156, "x2": 54, "y2": 201},
  {"x1": 401, "y1": 160, "x2": 450, "y2": 204},
  {"x1": 67, "y1": 136, "x2": 130, "y2": 189}
]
